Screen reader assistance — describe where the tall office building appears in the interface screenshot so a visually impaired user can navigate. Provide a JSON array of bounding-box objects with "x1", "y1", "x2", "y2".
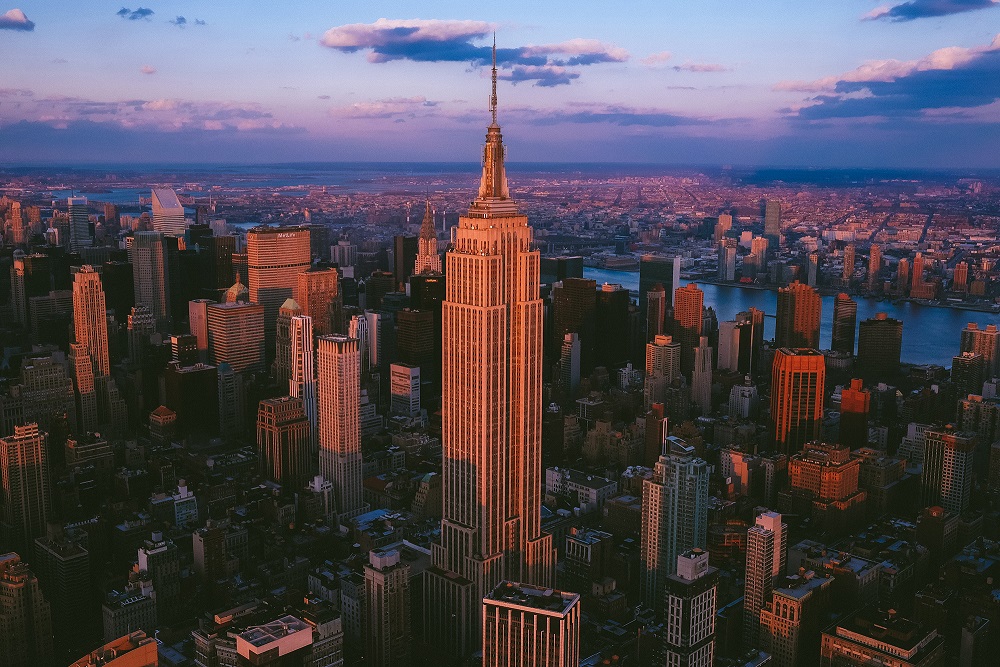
[
  {"x1": 830, "y1": 293, "x2": 857, "y2": 355},
  {"x1": 594, "y1": 282, "x2": 631, "y2": 369},
  {"x1": 0, "y1": 552, "x2": 54, "y2": 667},
  {"x1": 775, "y1": 281, "x2": 821, "y2": 349},
  {"x1": 364, "y1": 548, "x2": 412, "y2": 667},
  {"x1": 960, "y1": 323, "x2": 1000, "y2": 377},
  {"x1": 640, "y1": 254, "x2": 681, "y2": 314},
  {"x1": 389, "y1": 363, "x2": 421, "y2": 417},
  {"x1": 839, "y1": 378, "x2": 870, "y2": 447},
  {"x1": 646, "y1": 282, "x2": 667, "y2": 341},
  {"x1": 424, "y1": 60, "x2": 554, "y2": 659},
  {"x1": 131, "y1": 231, "x2": 171, "y2": 331},
  {"x1": 692, "y1": 335, "x2": 713, "y2": 416},
  {"x1": 394, "y1": 235, "x2": 419, "y2": 287},
  {"x1": 897, "y1": 258, "x2": 910, "y2": 296},
  {"x1": 414, "y1": 200, "x2": 442, "y2": 274},
  {"x1": 68, "y1": 196, "x2": 92, "y2": 252},
  {"x1": 274, "y1": 298, "x2": 302, "y2": 388},
  {"x1": 296, "y1": 267, "x2": 340, "y2": 336},
  {"x1": 217, "y1": 362, "x2": 245, "y2": 438},
  {"x1": 744, "y1": 511, "x2": 788, "y2": 650},
  {"x1": 188, "y1": 298, "x2": 212, "y2": 356},
  {"x1": 246, "y1": 225, "x2": 311, "y2": 351},
  {"x1": 289, "y1": 315, "x2": 317, "y2": 449},
  {"x1": 857, "y1": 313, "x2": 903, "y2": 379},
  {"x1": 663, "y1": 549, "x2": 719, "y2": 667},
  {"x1": 551, "y1": 277, "x2": 596, "y2": 368},
  {"x1": 256, "y1": 396, "x2": 313, "y2": 489},
  {"x1": 867, "y1": 244, "x2": 882, "y2": 290},
  {"x1": 482, "y1": 582, "x2": 580, "y2": 667},
  {"x1": 151, "y1": 188, "x2": 187, "y2": 238},
  {"x1": 951, "y1": 352, "x2": 985, "y2": 400},
  {"x1": 69, "y1": 342, "x2": 99, "y2": 433},
  {"x1": 771, "y1": 348, "x2": 825, "y2": 454},
  {"x1": 317, "y1": 335, "x2": 366, "y2": 522},
  {"x1": 559, "y1": 333, "x2": 581, "y2": 396},
  {"x1": 764, "y1": 199, "x2": 781, "y2": 241},
  {"x1": 714, "y1": 213, "x2": 733, "y2": 244},
  {"x1": 759, "y1": 570, "x2": 833, "y2": 667},
  {"x1": 206, "y1": 301, "x2": 265, "y2": 374},
  {"x1": 921, "y1": 426, "x2": 976, "y2": 514},
  {"x1": 718, "y1": 241, "x2": 737, "y2": 281},
  {"x1": 33, "y1": 528, "x2": 92, "y2": 660},
  {"x1": 645, "y1": 334, "x2": 681, "y2": 409},
  {"x1": 911, "y1": 252, "x2": 925, "y2": 295},
  {"x1": 673, "y1": 283, "x2": 704, "y2": 376},
  {"x1": 72, "y1": 266, "x2": 111, "y2": 377},
  {"x1": 0, "y1": 424, "x2": 50, "y2": 552},
  {"x1": 641, "y1": 437, "x2": 710, "y2": 611},
  {"x1": 842, "y1": 243, "x2": 855, "y2": 284}
]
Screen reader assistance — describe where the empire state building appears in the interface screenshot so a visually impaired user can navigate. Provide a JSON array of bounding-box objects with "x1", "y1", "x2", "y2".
[{"x1": 423, "y1": 46, "x2": 555, "y2": 658}]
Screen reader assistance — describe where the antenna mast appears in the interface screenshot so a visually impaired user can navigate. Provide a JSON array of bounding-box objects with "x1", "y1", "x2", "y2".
[{"x1": 490, "y1": 34, "x2": 498, "y2": 125}]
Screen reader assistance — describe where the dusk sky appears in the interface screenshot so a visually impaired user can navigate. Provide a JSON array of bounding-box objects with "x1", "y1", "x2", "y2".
[{"x1": 2, "y1": 1, "x2": 999, "y2": 167}]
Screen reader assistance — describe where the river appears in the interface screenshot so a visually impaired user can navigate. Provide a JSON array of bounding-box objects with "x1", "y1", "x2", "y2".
[{"x1": 584, "y1": 268, "x2": 987, "y2": 368}]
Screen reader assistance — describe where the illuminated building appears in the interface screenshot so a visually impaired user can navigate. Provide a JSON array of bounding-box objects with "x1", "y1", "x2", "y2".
[
  {"x1": 317, "y1": 335, "x2": 366, "y2": 522},
  {"x1": 1, "y1": 424, "x2": 50, "y2": 551},
  {"x1": 673, "y1": 283, "x2": 704, "y2": 376},
  {"x1": 771, "y1": 348, "x2": 825, "y2": 454},
  {"x1": 257, "y1": 396, "x2": 312, "y2": 489},
  {"x1": 247, "y1": 225, "x2": 311, "y2": 350},
  {"x1": 663, "y1": 549, "x2": 718, "y2": 667},
  {"x1": 297, "y1": 267, "x2": 340, "y2": 336},
  {"x1": 151, "y1": 188, "x2": 186, "y2": 238},
  {"x1": 482, "y1": 582, "x2": 580, "y2": 667},
  {"x1": 206, "y1": 302, "x2": 265, "y2": 374}
]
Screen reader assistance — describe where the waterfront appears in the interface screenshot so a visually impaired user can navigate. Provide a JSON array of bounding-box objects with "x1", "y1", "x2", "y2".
[{"x1": 584, "y1": 267, "x2": 984, "y2": 368}]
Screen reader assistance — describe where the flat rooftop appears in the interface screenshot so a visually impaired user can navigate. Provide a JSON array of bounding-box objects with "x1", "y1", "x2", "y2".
[{"x1": 486, "y1": 581, "x2": 579, "y2": 616}]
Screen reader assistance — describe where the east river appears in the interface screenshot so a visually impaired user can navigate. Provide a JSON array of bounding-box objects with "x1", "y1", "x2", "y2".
[{"x1": 584, "y1": 268, "x2": 992, "y2": 368}]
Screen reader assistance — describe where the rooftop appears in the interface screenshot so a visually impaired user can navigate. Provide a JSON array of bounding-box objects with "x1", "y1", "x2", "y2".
[{"x1": 486, "y1": 581, "x2": 579, "y2": 616}]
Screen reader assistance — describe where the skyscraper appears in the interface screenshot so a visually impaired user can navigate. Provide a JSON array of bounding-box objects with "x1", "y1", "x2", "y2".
[
  {"x1": 842, "y1": 243, "x2": 855, "y2": 284},
  {"x1": 953, "y1": 260, "x2": 969, "y2": 292},
  {"x1": 289, "y1": 315, "x2": 317, "y2": 450},
  {"x1": 296, "y1": 267, "x2": 340, "y2": 336},
  {"x1": 273, "y1": 298, "x2": 302, "y2": 388},
  {"x1": 645, "y1": 334, "x2": 681, "y2": 409},
  {"x1": 414, "y1": 200, "x2": 442, "y2": 274},
  {"x1": 256, "y1": 396, "x2": 313, "y2": 489},
  {"x1": 150, "y1": 188, "x2": 187, "y2": 238},
  {"x1": 673, "y1": 283, "x2": 704, "y2": 376},
  {"x1": 72, "y1": 266, "x2": 111, "y2": 377},
  {"x1": 0, "y1": 552, "x2": 54, "y2": 667},
  {"x1": 743, "y1": 511, "x2": 787, "y2": 650},
  {"x1": 641, "y1": 436, "x2": 710, "y2": 611},
  {"x1": 775, "y1": 281, "x2": 821, "y2": 349},
  {"x1": 867, "y1": 244, "x2": 882, "y2": 291},
  {"x1": 0, "y1": 424, "x2": 50, "y2": 551},
  {"x1": 317, "y1": 335, "x2": 365, "y2": 522},
  {"x1": 424, "y1": 56, "x2": 554, "y2": 658},
  {"x1": 68, "y1": 196, "x2": 92, "y2": 252},
  {"x1": 839, "y1": 378, "x2": 870, "y2": 447},
  {"x1": 640, "y1": 254, "x2": 681, "y2": 314},
  {"x1": 247, "y1": 225, "x2": 311, "y2": 351},
  {"x1": 771, "y1": 348, "x2": 825, "y2": 454},
  {"x1": 961, "y1": 323, "x2": 1000, "y2": 377},
  {"x1": 764, "y1": 199, "x2": 781, "y2": 246},
  {"x1": 830, "y1": 293, "x2": 857, "y2": 355},
  {"x1": 921, "y1": 426, "x2": 976, "y2": 514},
  {"x1": 482, "y1": 582, "x2": 580, "y2": 667},
  {"x1": 663, "y1": 549, "x2": 718, "y2": 667},
  {"x1": 206, "y1": 301, "x2": 265, "y2": 374},
  {"x1": 692, "y1": 335, "x2": 713, "y2": 416},
  {"x1": 857, "y1": 313, "x2": 903, "y2": 379},
  {"x1": 551, "y1": 277, "x2": 596, "y2": 370},
  {"x1": 365, "y1": 548, "x2": 412, "y2": 667},
  {"x1": 646, "y1": 282, "x2": 667, "y2": 342},
  {"x1": 131, "y1": 231, "x2": 171, "y2": 331}
]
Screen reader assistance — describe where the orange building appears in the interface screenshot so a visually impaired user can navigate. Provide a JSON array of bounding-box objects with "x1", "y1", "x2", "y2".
[
  {"x1": 775, "y1": 281, "x2": 821, "y2": 349},
  {"x1": 771, "y1": 348, "x2": 826, "y2": 454}
]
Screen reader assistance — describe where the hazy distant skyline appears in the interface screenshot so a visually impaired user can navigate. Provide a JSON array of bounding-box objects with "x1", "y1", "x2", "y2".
[{"x1": 2, "y1": 1, "x2": 999, "y2": 167}]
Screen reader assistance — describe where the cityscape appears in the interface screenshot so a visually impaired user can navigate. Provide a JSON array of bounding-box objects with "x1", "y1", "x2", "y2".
[{"x1": 3, "y1": 3, "x2": 1000, "y2": 667}]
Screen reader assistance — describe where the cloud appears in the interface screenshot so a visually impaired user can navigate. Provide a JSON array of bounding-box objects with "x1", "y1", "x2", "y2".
[
  {"x1": 117, "y1": 7, "x2": 154, "y2": 21},
  {"x1": 641, "y1": 51, "x2": 673, "y2": 66},
  {"x1": 317, "y1": 95, "x2": 330, "y2": 100},
  {"x1": 531, "y1": 105, "x2": 710, "y2": 127},
  {"x1": 331, "y1": 96, "x2": 441, "y2": 119},
  {"x1": 319, "y1": 18, "x2": 627, "y2": 86},
  {"x1": 787, "y1": 34, "x2": 1000, "y2": 119},
  {"x1": 140, "y1": 65, "x2": 156, "y2": 75},
  {"x1": 862, "y1": 0, "x2": 998, "y2": 22},
  {"x1": 0, "y1": 8, "x2": 34, "y2": 31},
  {"x1": 672, "y1": 62, "x2": 729, "y2": 72},
  {"x1": 169, "y1": 16, "x2": 204, "y2": 27},
  {"x1": 0, "y1": 87, "x2": 33, "y2": 97}
]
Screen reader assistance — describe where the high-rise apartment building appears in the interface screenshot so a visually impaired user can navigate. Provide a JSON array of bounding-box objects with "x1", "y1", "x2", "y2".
[
  {"x1": 857, "y1": 313, "x2": 903, "y2": 378},
  {"x1": 663, "y1": 549, "x2": 719, "y2": 667},
  {"x1": 0, "y1": 552, "x2": 53, "y2": 667},
  {"x1": 247, "y1": 225, "x2": 311, "y2": 351},
  {"x1": 414, "y1": 200, "x2": 442, "y2": 274},
  {"x1": 206, "y1": 301, "x2": 265, "y2": 374},
  {"x1": 131, "y1": 231, "x2": 171, "y2": 331},
  {"x1": 771, "y1": 348, "x2": 825, "y2": 454},
  {"x1": 297, "y1": 267, "x2": 340, "y2": 336},
  {"x1": 257, "y1": 396, "x2": 313, "y2": 489},
  {"x1": 830, "y1": 293, "x2": 857, "y2": 355},
  {"x1": 839, "y1": 378, "x2": 870, "y2": 446},
  {"x1": 317, "y1": 335, "x2": 366, "y2": 522},
  {"x1": 921, "y1": 426, "x2": 976, "y2": 514},
  {"x1": 775, "y1": 281, "x2": 821, "y2": 349},
  {"x1": 151, "y1": 188, "x2": 187, "y2": 238},
  {"x1": 424, "y1": 62, "x2": 554, "y2": 658},
  {"x1": 482, "y1": 582, "x2": 580, "y2": 667},
  {"x1": 867, "y1": 244, "x2": 882, "y2": 290},
  {"x1": 68, "y1": 196, "x2": 92, "y2": 252},
  {"x1": 673, "y1": 283, "x2": 704, "y2": 376},
  {"x1": 1, "y1": 424, "x2": 50, "y2": 551},
  {"x1": 364, "y1": 548, "x2": 411, "y2": 667},
  {"x1": 744, "y1": 511, "x2": 788, "y2": 651},
  {"x1": 645, "y1": 334, "x2": 681, "y2": 409},
  {"x1": 842, "y1": 244, "x2": 855, "y2": 283},
  {"x1": 960, "y1": 323, "x2": 1000, "y2": 377},
  {"x1": 641, "y1": 437, "x2": 710, "y2": 611}
]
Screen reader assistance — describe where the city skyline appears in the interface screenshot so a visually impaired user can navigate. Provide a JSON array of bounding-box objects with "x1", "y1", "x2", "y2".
[{"x1": 1, "y1": 2, "x2": 998, "y2": 166}]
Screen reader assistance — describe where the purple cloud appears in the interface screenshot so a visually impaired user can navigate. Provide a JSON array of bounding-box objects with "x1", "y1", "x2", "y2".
[
  {"x1": 319, "y1": 18, "x2": 627, "y2": 87},
  {"x1": 863, "y1": 0, "x2": 998, "y2": 21},
  {"x1": 673, "y1": 62, "x2": 729, "y2": 73},
  {"x1": 0, "y1": 8, "x2": 34, "y2": 31}
]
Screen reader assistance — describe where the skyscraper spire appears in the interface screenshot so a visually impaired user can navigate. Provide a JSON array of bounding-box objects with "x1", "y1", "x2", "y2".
[
  {"x1": 473, "y1": 33, "x2": 513, "y2": 211},
  {"x1": 491, "y1": 33, "x2": 498, "y2": 127}
]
